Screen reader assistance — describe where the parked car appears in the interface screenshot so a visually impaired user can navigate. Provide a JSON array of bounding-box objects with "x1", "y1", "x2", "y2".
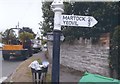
[{"x1": 32, "y1": 39, "x2": 42, "y2": 53}]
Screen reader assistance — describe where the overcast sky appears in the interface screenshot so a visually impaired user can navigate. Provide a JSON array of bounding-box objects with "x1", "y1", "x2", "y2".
[{"x1": 0, "y1": 0, "x2": 43, "y2": 34}]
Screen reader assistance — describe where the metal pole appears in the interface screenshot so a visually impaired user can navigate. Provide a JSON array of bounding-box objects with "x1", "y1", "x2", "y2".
[
  {"x1": 52, "y1": 30, "x2": 61, "y2": 83},
  {"x1": 51, "y1": 0, "x2": 64, "y2": 83}
]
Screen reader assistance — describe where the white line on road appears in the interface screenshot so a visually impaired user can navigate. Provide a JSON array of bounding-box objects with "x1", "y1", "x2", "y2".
[{"x1": 0, "y1": 77, "x2": 7, "y2": 83}]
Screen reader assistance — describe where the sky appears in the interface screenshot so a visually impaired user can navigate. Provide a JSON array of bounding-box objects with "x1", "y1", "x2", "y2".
[
  {"x1": 0, "y1": 0, "x2": 119, "y2": 34},
  {"x1": 0, "y1": 0, "x2": 43, "y2": 34}
]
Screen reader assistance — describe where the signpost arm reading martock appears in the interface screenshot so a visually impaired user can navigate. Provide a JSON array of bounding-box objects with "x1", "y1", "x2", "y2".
[
  {"x1": 51, "y1": 0, "x2": 64, "y2": 83},
  {"x1": 61, "y1": 14, "x2": 98, "y2": 27}
]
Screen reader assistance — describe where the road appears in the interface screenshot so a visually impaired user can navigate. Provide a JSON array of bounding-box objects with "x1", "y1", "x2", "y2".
[{"x1": 0, "y1": 50, "x2": 23, "y2": 81}]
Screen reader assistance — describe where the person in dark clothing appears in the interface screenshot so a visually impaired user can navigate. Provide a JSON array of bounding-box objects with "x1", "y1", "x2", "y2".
[
  {"x1": 23, "y1": 38, "x2": 33, "y2": 57},
  {"x1": 11, "y1": 39, "x2": 18, "y2": 45}
]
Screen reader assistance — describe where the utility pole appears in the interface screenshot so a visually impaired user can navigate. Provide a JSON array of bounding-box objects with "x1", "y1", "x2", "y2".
[
  {"x1": 18, "y1": 22, "x2": 19, "y2": 28},
  {"x1": 51, "y1": 0, "x2": 64, "y2": 83}
]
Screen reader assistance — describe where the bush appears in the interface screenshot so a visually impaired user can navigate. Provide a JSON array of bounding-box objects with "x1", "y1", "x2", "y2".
[
  {"x1": 19, "y1": 32, "x2": 34, "y2": 42},
  {"x1": 110, "y1": 26, "x2": 120, "y2": 79}
]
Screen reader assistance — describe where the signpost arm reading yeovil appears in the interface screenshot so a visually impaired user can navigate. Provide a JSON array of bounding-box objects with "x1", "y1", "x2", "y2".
[
  {"x1": 51, "y1": 0, "x2": 64, "y2": 83},
  {"x1": 61, "y1": 14, "x2": 98, "y2": 27}
]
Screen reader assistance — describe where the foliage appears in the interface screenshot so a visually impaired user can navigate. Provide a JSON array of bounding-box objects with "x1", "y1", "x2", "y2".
[
  {"x1": 42, "y1": 2, "x2": 120, "y2": 78},
  {"x1": 19, "y1": 32, "x2": 34, "y2": 42},
  {"x1": 63, "y1": 2, "x2": 119, "y2": 43},
  {"x1": 110, "y1": 26, "x2": 120, "y2": 79},
  {"x1": 19, "y1": 27, "x2": 36, "y2": 38},
  {"x1": 2, "y1": 29, "x2": 17, "y2": 44},
  {"x1": 2, "y1": 27, "x2": 35, "y2": 44},
  {"x1": 41, "y1": 39, "x2": 47, "y2": 45},
  {"x1": 0, "y1": 32, "x2": 2, "y2": 42},
  {"x1": 42, "y1": 2, "x2": 120, "y2": 43},
  {"x1": 42, "y1": 2, "x2": 54, "y2": 36},
  {"x1": 0, "y1": 32, "x2": 2, "y2": 35}
]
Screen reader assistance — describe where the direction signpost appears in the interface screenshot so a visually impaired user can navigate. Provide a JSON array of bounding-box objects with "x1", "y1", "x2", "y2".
[
  {"x1": 61, "y1": 14, "x2": 98, "y2": 27},
  {"x1": 51, "y1": 0, "x2": 98, "y2": 83},
  {"x1": 51, "y1": 0, "x2": 64, "y2": 83}
]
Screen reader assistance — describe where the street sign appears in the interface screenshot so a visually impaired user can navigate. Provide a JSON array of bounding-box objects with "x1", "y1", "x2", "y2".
[
  {"x1": 61, "y1": 14, "x2": 98, "y2": 27},
  {"x1": 47, "y1": 35, "x2": 65, "y2": 41},
  {"x1": 47, "y1": 32, "x2": 65, "y2": 41}
]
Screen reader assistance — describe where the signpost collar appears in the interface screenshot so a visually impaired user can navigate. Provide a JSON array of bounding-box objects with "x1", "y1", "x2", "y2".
[{"x1": 51, "y1": 0, "x2": 64, "y2": 12}]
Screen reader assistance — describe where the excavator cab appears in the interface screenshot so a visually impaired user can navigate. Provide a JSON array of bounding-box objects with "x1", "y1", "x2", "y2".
[{"x1": 2, "y1": 28, "x2": 32, "y2": 60}]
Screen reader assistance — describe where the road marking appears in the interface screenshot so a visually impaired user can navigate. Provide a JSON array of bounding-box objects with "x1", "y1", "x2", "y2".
[{"x1": 0, "y1": 77, "x2": 7, "y2": 83}]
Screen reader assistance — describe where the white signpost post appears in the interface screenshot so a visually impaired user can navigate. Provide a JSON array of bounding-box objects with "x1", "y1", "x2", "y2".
[{"x1": 61, "y1": 14, "x2": 98, "y2": 27}]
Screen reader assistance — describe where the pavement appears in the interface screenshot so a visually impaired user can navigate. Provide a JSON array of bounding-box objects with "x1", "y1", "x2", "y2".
[{"x1": 2, "y1": 51, "x2": 83, "y2": 83}]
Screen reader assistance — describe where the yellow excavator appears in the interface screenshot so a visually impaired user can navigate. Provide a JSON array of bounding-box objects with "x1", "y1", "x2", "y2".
[{"x1": 2, "y1": 28, "x2": 32, "y2": 60}]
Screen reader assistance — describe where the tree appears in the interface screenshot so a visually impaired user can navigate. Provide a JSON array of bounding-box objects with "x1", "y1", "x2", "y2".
[
  {"x1": 2, "y1": 27, "x2": 35, "y2": 44},
  {"x1": 42, "y1": 2, "x2": 120, "y2": 43},
  {"x1": 42, "y1": 2, "x2": 54, "y2": 36},
  {"x1": 0, "y1": 32, "x2": 3, "y2": 43},
  {"x1": 19, "y1": 27, "x2": 36, "y2": 38},
  {"x1": 110, "y1": 26, "x2": 120, "y2": 79},
  {"x1": 2, "y1": 29, "x2": 16, "y2": 44},
  {"x1": 42, "y1": 2, "x2": 120, "y2": 79},
  {"x1": 19, "y1": 32, "x2": 34, "y2": 42},
  {"x1": 63, "y1": 2, "x2": 119, "y2": 42}
]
